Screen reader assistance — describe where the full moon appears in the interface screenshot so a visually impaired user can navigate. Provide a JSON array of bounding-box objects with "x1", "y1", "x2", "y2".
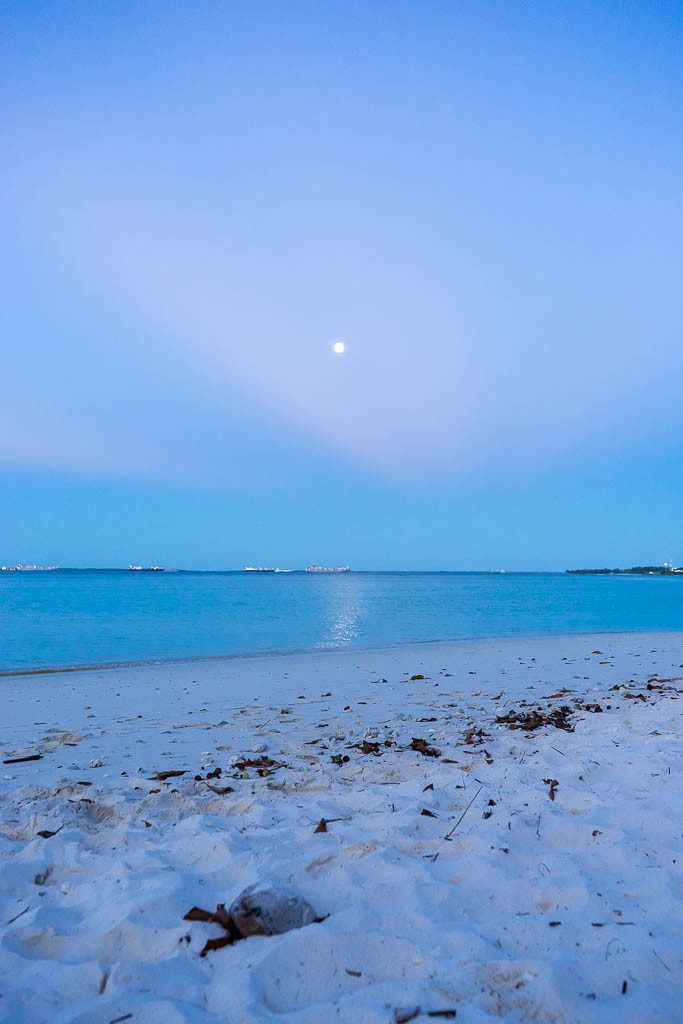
[{"x1": 333, "y1": 341, "x2": 345, "y2": 354}]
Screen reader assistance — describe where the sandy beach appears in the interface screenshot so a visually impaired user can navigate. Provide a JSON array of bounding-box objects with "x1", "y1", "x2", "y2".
[{"x1": 1, "y1": 631, "x2": 681, "y2": 1023}]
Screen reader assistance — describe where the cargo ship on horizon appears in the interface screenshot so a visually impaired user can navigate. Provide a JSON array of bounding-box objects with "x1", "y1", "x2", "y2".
[
  {"x1": 243, "y1": 567, "x2": 294, "y2": 573},
  {"x1": 306, "y1": 565, "x2": 350, "y2": 573},
  {"x1": 1, "y1": 564, "x2": 60, "y2": 572}
]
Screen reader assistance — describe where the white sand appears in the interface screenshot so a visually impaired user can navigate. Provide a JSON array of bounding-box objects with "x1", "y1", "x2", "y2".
[{"x1": 1, "y1": 632, "x2": 681, "y2": 1023}]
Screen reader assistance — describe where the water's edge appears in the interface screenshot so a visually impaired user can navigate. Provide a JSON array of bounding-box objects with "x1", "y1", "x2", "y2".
[{"x1": 3, "y1": 624, "x2": 682, "y2": 680}]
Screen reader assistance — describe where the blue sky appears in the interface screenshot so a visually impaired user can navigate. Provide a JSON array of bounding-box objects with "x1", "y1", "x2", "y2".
[{"x1": 1, "y1": 1, "x2": 682, "y2": 569}]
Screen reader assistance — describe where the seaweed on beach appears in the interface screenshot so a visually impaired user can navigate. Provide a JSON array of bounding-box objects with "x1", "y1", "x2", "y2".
[
  {"x1": 184, "y1": 885, "x2": 321, "y2": 956},
  {"x1": 350, "y1": 739, "x2": 383, "y2": 755},
  {"x1": 408, "y1": 737, "x2": 442, "y2": 758},
  {"x1": 461, "y1": 726, "x2": 490, "y2": 746},
  {"x1": 184, "y1": 904, "x2": 241, "y2": 955},
  {"x1": 233, "y1": 755, "x2": 287, "y2": 773},
  {"x1": 495, "y1": 705, "x2": 575, "y2": 732}
]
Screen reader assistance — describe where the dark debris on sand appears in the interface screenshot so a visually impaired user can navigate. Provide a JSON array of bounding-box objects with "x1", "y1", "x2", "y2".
[{"x1": 495, "y1": 705, "x2": 575, "y2": 732}]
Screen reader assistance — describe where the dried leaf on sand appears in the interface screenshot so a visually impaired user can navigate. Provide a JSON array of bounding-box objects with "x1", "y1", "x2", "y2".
[
  {"x1": 233, "y1": 755, "x2": 287, "y2": 772},
  {"x1": 495, "y1": 705, "x2": 574, "y2": 732},
  {"x1": 409, "y1": 737, "x2": 441, "y2": 758}
]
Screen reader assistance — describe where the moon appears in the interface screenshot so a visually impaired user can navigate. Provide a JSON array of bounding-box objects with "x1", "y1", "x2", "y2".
[{"x1": 333, "y1": 341, "x2": 345, "y2": 355}]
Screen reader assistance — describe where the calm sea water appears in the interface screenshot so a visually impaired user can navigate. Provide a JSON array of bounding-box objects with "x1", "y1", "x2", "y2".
[{"x1": 1, "y1": 570, "x2": 683, "y2": 673}]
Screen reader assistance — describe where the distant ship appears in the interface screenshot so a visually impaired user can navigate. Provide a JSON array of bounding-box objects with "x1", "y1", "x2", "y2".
[
  {"x1": 129, "y1": 565, "x2": 165, "y2": 572},
  {"x1": 243, "y1": 567, "x2": 294, "y2": 573},
  {"x1": 305, "y1": 565, "x2": 350, "y2": 573},
  {"x1": 1, "y1": 564, "x2": 60, "y2": 572}
]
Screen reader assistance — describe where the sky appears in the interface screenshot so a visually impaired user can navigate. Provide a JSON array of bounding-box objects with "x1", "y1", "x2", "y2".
[{"x1": 1, "y1": 1, "x2": 682, "y2": 570}]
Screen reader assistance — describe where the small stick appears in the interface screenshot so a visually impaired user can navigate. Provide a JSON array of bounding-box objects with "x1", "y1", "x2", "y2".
[
  {"x1": 653, "y1": 949, "x2": 671, "y2": 972},
  {"x1": 444, "y1": 785, "x2": 483, "y2": 840},
  {"x1": 6, "y1": 906, "x2": 29, "y2": 925}
]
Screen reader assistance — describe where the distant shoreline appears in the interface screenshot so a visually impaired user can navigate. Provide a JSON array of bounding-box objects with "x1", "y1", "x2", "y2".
[
  {"x1": 3, "y1": 566, "x2": 680, "y2": 575},
  {"x1": 566, "y1": 565, "x2": 682, "y2": 576}
]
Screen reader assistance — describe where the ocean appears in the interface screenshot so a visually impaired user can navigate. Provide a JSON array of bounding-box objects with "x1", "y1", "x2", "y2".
[{"x1": 1, "y1": 569, "x2": 683, "y2": 673}]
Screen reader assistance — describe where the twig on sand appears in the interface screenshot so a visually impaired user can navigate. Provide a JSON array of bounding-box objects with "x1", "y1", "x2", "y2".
[
  {"x1": 444, "y1": 785, "x2": 483, "y2": 840},
  {"x1": 6, "y1": 906, "x2": 29, "y2": 925},
  {"x1": 653, "y1": 949, "x2": 671, "y2": 972}
]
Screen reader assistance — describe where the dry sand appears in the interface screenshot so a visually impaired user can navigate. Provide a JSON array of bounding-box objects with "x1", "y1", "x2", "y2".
[{"x1": 1, "y1": 632, "x2": 681, "y2": 1023}]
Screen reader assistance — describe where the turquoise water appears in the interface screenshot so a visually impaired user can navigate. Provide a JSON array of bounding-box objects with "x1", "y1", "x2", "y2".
[{"x1": 1, "y1": 570, "x2": 683, "y2": 673}]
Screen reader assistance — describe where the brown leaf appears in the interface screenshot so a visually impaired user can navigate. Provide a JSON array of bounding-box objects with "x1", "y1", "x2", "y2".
[
  {"x1": 496, "y1": 705, "x2": 574, "y2": 732},
  {"x1": 200, "y1": 934, "x2": 235, "y2": 957},
  {"x1": 233, "y1": 755, "x2": 287, "y2": 772},
  {"x1": 314, "y1": 818, "x2": 328, "y2": 833},
  {"x1": 211, "y1": 904, "x2": 231, "y2": 929},
  {"x1": 543, "y1": 778, "x2": 559, "y2": 800},
  {"x1": 462, "y1": 726, "x2": 490, "y2": 746},
  {"x1": 351, "y1": 740, "x2": 382, "y2": 755},
  {"x1": 421, "y1": 808, "x2": 437, "y2": 818},
  {"x1": 409, "y1": 737, "x2": 441, "y2": 758},
  {"x1": 151, "y1": 770, "x2": 187, "y2": 781},
  {"x1": 184, "y1": 906, "x2": 216, "y2": 923},
  {"x1": 184, "y1": 903, "x2": 231, "y2": 928}
]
